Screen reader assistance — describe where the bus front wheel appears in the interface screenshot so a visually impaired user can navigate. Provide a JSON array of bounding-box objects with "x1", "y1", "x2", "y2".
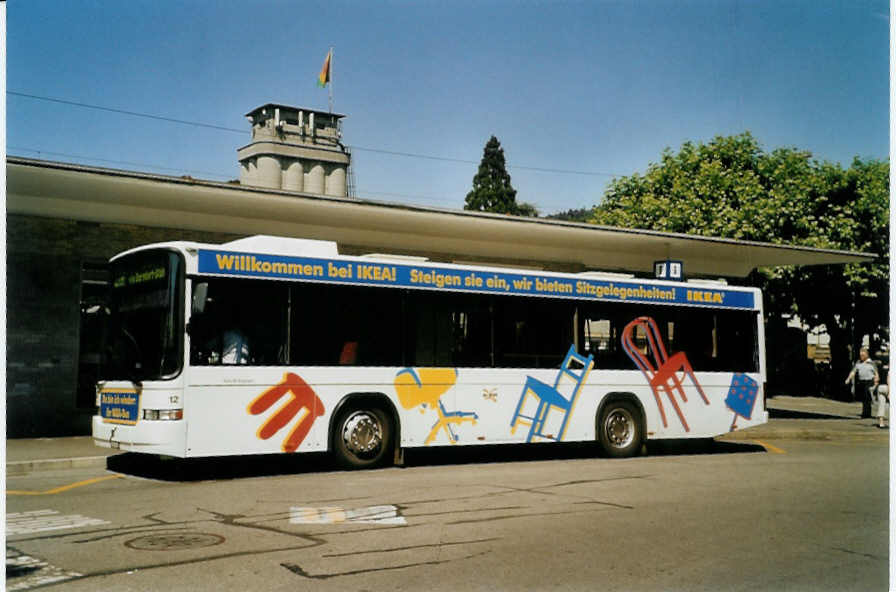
[
  {"x1": 333, "y1": 407, "x2": 392, "y2": 469},
  {"x1": 598, "y1": 400, "x2": 643, "y2": 458}
]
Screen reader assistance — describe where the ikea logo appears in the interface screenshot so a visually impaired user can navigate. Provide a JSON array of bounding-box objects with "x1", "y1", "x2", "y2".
[{"x1": 686, "y1": 290, "x2": 724, "y2": 304}]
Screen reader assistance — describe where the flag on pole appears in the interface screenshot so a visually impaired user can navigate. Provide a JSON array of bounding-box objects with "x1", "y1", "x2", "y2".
[{"x1": 317, "y1": 50, "x2": 331, "y2": 87}]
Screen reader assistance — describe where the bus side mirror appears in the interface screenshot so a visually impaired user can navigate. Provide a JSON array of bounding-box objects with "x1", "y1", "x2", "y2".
[{"x1": 192, "y1": 282, "x2": 209, "y2": 314}]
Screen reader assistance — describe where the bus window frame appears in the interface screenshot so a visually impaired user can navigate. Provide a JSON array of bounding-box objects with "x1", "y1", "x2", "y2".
[
  {"x1": 108, "y1": 248, "x2": 186, "y2": 381},
  {"x1": 185, "y1": 272, "x2": 761, "y2": 374}
]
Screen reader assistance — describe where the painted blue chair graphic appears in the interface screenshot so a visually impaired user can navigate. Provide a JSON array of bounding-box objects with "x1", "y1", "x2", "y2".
[{"x1": 510, "y1": 346, "x2": 595, "y2": 443}]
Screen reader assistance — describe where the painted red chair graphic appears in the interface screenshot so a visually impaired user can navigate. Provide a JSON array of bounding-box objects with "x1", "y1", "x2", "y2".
[{"x1": 621, "y1": 317, "x2": 708, "y2": 432}]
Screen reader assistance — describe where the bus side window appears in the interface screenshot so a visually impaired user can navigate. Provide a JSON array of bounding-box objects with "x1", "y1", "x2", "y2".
[
  {"x1": 669, "y1": 310, "x2": 716, "y2": 371},
  {"x1": 406, "y1": 291, "x2": 492, "y2": 368},
  {"x1": 339, "y1": 341, "x2": 358, "y2": 365},
  {"x1": 714, "y1": 310, "x2": 759, "y2": 372},
  {"x1": 289, "y1": 284, "x2": 402, "y2": 367},
  {"x1": 354, "y1": 287, "x2": 402, "y2": 366},
  {"x1": 493, "y1": 297, "x2": 573, "y2": 368},
  {"x1": 290, "y1": 283, "x2": 351, "y2": 365},
  {"x1": 582, "y1": 318, "x2": 611, "y2": 361},
  {"x1": 582, "y1": 305, "x2": 633, "y2": 370},
  {"x1": 189, "y1": 278, "x2": 288, "y2": 366}
]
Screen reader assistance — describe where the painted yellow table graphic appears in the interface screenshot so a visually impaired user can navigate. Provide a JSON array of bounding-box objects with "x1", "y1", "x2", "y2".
[{"x1": 394, "y1": 367, "x2": 478, "y2": 445}]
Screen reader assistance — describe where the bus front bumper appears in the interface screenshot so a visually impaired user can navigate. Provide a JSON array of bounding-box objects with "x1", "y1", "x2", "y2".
[{"x1": 92, "y1": 416, "x2": 187, "y2": 457}]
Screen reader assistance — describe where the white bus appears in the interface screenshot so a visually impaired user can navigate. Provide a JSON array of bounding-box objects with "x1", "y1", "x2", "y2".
[{"x1": 92, "y1": 235, "x2": 767, "y2": 468}]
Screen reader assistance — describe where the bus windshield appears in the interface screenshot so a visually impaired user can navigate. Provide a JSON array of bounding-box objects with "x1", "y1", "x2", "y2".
[{"x1": 105, "y1": 249, "x2": 184, "y2": 381}]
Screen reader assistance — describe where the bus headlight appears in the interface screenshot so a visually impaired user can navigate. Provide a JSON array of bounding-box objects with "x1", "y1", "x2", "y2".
[{"x1": 142, "y1": 409, "x2": 184, "y2": 421}]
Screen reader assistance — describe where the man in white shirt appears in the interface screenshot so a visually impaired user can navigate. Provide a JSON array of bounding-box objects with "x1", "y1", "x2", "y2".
[
  {"x1": 221, "y1": 329, "x2": 250, "y2": 364},
  {"x1": 845, "y1": 348, "x2": 879, "y2": 419}
]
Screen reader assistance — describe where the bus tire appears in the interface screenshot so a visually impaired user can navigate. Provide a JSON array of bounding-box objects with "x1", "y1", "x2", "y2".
[
  {"x1": 332, "y1": 406, "x2": 392, "y2": 469},
  {"x1": 597, "y1": 399, "x2": 643, "y2": 458}
]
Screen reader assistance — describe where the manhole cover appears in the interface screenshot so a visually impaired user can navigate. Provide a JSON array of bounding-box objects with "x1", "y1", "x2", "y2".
[{"x1": 124, "y1": 533, "x2": 225, "y2": 551}]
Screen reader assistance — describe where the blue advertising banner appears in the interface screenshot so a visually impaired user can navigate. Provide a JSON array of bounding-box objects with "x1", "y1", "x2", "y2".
[
  {"x1": 197, "y1": 249, "x2": 756, "y2": 309},
  {"x1": 100, "y1": 388, "x2": 140, "y2": 425}
]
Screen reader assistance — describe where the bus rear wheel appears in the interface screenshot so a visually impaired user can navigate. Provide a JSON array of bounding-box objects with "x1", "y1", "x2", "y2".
[
  {"x1": 333, "y1": 407, "x2": 392, "y2": 469},
  {"x1": 598, "y1": 400, "x2": 643, "y2": 458}
]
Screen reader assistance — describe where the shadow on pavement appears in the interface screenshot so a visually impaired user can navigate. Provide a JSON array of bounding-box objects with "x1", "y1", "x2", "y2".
[
  {"x1": 647, "y1": 439, "x2": 766, "y2": 456},
  {"x1": 768, "y1": 408, "x2": 856, "y2": 420},
  {"x1": 107, "y1": 451, "x2": 335, "y2": 481},
  {"x1": 107, "y1": 438, "x2": 765, "y2": 481},
  {"x1": 405, "y1": 441, "x2": 605, "y2": 467}
]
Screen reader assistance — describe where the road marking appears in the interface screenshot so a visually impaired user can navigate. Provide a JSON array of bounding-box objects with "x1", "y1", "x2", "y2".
[
  {"x1": 6, "y1": 547, "x2": 82, "y2": 590},
  {"x1": 7, "y1": 474, "x2": 123, "y2": 496},
  {"x1": 290, "y1": 505, "x2": 407, "y2": 525},
  {"x1": 7, "y1": 510, "x2": 109, "y2": 536},
  {"x1": 754, "y1": 440, "x2": 786, "y2": 454}
]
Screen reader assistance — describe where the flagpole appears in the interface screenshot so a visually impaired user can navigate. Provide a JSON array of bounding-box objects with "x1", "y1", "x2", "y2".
[{"x1": 328, "y1": 46, "x2": 334, "y2": 113}]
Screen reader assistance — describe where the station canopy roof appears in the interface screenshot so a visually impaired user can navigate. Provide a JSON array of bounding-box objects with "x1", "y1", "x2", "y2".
[{"x1": 7, "y1": 157, "x2": 876, "y2": 278}]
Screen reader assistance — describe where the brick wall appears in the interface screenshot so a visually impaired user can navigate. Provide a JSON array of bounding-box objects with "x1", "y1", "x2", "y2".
[{"x1": 6, "y1": 214, "x2": 240, "y2": 437}]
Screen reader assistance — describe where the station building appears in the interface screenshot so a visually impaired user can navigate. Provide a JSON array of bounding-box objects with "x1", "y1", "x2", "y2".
[{"x1": 5, "y1": 104, "x2": 873, "y2": 437}]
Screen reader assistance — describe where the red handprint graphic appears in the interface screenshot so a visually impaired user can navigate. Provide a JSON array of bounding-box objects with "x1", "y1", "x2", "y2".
[{"x1": 248, "y1": 373, "x2": 325, "y2": 452}]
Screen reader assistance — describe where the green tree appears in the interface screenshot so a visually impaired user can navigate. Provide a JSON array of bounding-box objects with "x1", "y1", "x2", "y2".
[
  {"x1": 590, "y1": 132, "x2": 889, "y2": 395},
  {"x1": 547, "y1": 207, "x2": 594, "y2": 222},
  {"x1": 465, "y1": 136, "x2": 537, "y2": 217},
  {"x1": 515, "y1": 201, "x2": 540, "y2": 218}
]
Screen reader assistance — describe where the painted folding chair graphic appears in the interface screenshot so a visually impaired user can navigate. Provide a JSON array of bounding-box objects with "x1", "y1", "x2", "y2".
[
  {"x1": 510, "y1": 345, "x2": 594, "y2": 443},
  {"x1": 621, "y1": 316, "x2": 708, "y2": 432},
  {"x1": 425, "y1": 399, "x2": 479, "y2": 445}
]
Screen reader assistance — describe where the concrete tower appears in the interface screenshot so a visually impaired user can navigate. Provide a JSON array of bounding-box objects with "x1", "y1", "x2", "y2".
[{"x1": 237, "y1": 104, "x2": 350, "y2": 197}]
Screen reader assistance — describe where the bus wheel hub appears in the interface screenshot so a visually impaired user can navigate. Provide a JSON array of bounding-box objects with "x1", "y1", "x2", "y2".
[
  {"x1": 343, "y1": 412, "x2": 382, "y2": 454},
  {"x1": 607, "y1": 411, "x2": 633, "y2": 447}
]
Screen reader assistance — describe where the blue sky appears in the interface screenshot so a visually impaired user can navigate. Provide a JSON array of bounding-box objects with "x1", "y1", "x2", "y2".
[{"x1": 7, "y1": 0, "x2": 889, "y2": 215}]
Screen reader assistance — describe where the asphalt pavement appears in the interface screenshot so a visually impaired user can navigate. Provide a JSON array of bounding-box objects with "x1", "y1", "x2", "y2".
[{"x1": 5, "y1": 396, "x2": 889, "y2": 475}]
